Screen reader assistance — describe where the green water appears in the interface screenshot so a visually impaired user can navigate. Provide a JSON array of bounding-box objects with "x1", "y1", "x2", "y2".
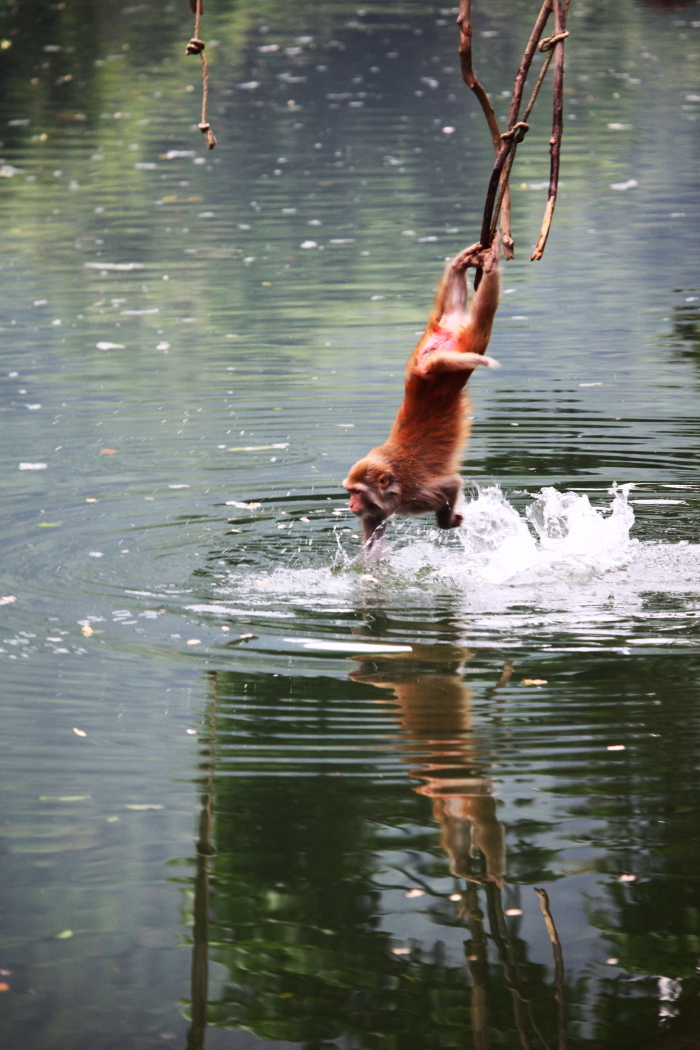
[{"x1": 1, "y1": 1, "x2": 700, "y2": 1047}]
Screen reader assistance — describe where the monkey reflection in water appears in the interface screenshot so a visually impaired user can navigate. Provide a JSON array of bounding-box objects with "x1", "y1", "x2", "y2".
[
  {"x1": 344, "y1": 238, "x2": 501, "y2": 548},
  {"x1": 350, "y1": 649, "x2": 557, "y2": 1048},
  {"x1": 350, "y1": 645, "x2": 507, "y2": 887}
]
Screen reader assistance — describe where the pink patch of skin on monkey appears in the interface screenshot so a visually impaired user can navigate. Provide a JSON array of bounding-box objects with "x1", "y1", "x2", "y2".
[{"x1": 419, "y1": 327, "x2": 460, "y2": 365}]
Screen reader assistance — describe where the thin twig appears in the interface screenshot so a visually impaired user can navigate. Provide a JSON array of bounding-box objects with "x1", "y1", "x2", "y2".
[
  {"x1": 507, "y1": 0, "x2": 553, "y2": 130},
  {"x1": 489, "y1": 43, "x2": 556, "y2": 242},
  {"x1": 531, "y1": 0, "x2": 570, "y2": 259},
  {"x1": 457, "y1": 0, "x2": 514, "y2": 259},
  {"x1": 535, "y1": 888, "x2": 568, "y2": 1050},
  {"x1": 186, "y1": 0, "x2": 217, "y2": 149}
]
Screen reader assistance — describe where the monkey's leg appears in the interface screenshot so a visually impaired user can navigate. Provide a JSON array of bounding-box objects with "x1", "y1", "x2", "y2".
[{"x1": 435, "y1": 476, "x2": 464, "y2": 530}]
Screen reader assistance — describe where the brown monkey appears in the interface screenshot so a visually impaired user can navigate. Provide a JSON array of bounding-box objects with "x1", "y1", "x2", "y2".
[{"x1": 343, "y1": 237, "x2": 501, "y2": 547}]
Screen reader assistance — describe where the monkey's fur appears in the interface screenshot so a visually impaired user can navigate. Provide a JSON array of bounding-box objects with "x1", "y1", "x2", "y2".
[{"x1": 343, "y1": 239, "x2": 501, "y2": 547}]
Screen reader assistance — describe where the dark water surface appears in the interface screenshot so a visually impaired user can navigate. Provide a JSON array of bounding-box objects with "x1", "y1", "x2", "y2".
[{"x1": 1, "y1": 1, "x2": 700, "y2": 1047}]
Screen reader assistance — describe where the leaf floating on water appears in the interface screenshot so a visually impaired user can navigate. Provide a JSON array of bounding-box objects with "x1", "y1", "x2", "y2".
[
  {"x1": 521, "y1": 678, "x2": 547, "y2": 686},
  {"x1": 405, "y1": 889, "x2": 424, "y2": 898},
  {"x1": 73, "y1": 727, "x2": 87, "y2": 737},
  {"x1": 19, "y1": 462, "x2": 47, "y2": 470},
  {"x1": 239, "y1": 633, "x2": 256, "y2": 640},
  {"x1": 81, "y1": 625, "x2": 94, "y2": 637},
  {"x1": 0, "y1": 982, "x2": 10, "y2": 992},
  {"x1": 249, "y1": 502, "x2": 262, "y2": 509},
  {"x1": 100, "y1": 449, "x2": 117, "y2": 455},
  {"x1": 96, "y1": 341, "x2": 124, "y2": 350},
  {"x1": 300, "y1": 516, "x2": 309, "y2": 522},
  {"x1": 56, "y1": 929, "x2": 73, "y2": 940},
  {"x1": 38, "y1": 522, "x2": 62, "y2": 527},
  {"x1": 229, "y1": 528, "x2": 241, "y2": 533},
  {"x1": 0, "y1": 595, "x2": 16, "y2": 605},
  {"x1": 186, "y1": 638, "x2": 201, "y2": 646},
  {"x1": 125, "y1": 803, "x2": 164, "y2": 810},
  {"x1": 85, "y1": 498, "x2": 97, "y2": 503}
]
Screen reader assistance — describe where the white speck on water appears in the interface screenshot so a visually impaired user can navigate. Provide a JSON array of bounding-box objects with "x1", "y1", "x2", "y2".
[
  {"x1": 300, "y1": 240, "x2": 318, "y2": 249},
  {"x1": 611, "y1": 179, "x2": 638, "y2": 190},
  {"x1": 96, "y1": 342, "x2": 124, "y2": 350},
  {"x1": 88, "y1": 552, "x2": 103, "y2": 558},
  {"x1": 19, "y1": 462, "x2": 47, "y2": 470},
  {"x1": 168, "y1": 484, "x2": 190, "y2": 489},
  {"x1": 284, "y1": 638, "x2": 413, "y2": 654}
]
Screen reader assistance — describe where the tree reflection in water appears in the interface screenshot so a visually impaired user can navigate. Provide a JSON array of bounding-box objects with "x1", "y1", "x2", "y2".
[{"x1": 181, "y1": 653, "x2": 571, "y2": 1050}]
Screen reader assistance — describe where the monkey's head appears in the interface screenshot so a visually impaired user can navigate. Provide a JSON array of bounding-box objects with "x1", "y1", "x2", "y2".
[{"x1": 342, "y1": 451, "x2": 401, "y2": 543}]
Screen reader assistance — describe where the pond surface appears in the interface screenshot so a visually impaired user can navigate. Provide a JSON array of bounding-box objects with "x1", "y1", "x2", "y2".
[{"x1": 1, "y1": 1, "x2": 700, "y2": 1047}]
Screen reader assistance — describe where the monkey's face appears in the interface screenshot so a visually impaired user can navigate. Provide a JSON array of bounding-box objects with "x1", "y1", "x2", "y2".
[{"x1": 342, "y1": 455, "x2": 400, "y2": 520}]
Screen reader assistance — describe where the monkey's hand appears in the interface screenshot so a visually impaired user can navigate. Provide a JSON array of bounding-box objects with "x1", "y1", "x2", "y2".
[
  {"x1": 480, "y1": 232, "x2": 501, "y2": 274},
  {"x1": 450, "y1": 233, "x2": 500, "y2": 275},
  {"x1": 450, "y1": 241, "x2": 483, "y2": 273}
]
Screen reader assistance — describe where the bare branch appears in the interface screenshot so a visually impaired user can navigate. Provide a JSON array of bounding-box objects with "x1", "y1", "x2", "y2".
[
  {"x1": 457, "y1": 0, "x2": 514, "y2": 259},
  {"x1": 532, "y1": 1, "x2": 570, "y2": 259}
]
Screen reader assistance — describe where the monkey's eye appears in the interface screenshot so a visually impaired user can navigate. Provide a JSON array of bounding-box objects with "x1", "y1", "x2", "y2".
[{"x1": 378, "y1": 473, "x2": 392, "y2": 489}]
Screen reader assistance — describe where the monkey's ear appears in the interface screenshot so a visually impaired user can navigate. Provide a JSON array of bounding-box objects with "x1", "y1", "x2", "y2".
[{"x1": 378, "y1": 472, "x2": 392, "y2": 489}]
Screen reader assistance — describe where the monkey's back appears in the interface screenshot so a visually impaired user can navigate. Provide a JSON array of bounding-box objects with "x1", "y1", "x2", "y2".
[{"x1": 385, "y1": 369, "x2": 471, "y2": 487}]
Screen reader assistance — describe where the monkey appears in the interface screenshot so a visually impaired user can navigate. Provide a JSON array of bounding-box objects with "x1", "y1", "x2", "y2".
[{"x1": 343, "y1": 236, "x2": 501, "y2": 548}]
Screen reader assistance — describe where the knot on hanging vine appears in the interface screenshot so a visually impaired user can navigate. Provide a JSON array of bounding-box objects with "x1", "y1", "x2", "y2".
[
  {"x1": 538, "y1": 30, "x2": 569, "y2": 53},
  {"x1": 501, "y1": 121, "x2": 529, "y2": 144},
  {"x1": 199, "y1": 122, "x2": 217, "y2": 149},
  {"x1": 186, "y1": 37, "x2": 205, "y2": 55}
]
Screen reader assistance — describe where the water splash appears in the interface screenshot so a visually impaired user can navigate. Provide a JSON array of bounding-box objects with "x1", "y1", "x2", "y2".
[{"x1": 219, "y1": 485, "x2": 638, "y2": 600}]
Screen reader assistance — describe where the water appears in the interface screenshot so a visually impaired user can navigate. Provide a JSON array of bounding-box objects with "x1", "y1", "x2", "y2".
[{"x1": 1, "y1": 0, "x2": 700, "y2": 1047}]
